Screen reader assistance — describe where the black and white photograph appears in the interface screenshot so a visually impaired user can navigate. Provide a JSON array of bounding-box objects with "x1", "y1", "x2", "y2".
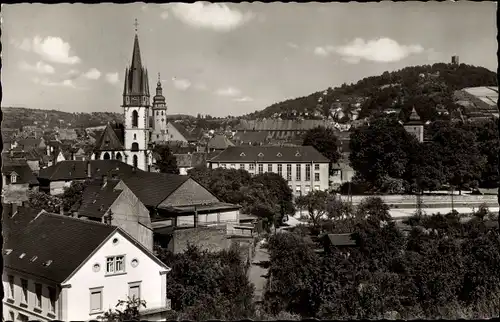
[{"x1": 1, "y1": 1, "x2": 499, "y2": 321}]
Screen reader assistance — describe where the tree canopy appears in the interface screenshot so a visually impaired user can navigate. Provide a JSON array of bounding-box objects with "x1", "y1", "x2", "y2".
[
  {"x1": 302, "y1": 126, "x2": 341, "y2": 165},
  {"x1": 153, "y1": 145, "x2": 180, "y2": 174}
]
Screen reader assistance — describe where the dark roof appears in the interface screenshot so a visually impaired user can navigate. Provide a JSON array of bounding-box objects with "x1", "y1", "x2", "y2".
[
  {"x1": 209, "y1": 146, "x2": 330, "y2": 163},
  {"x1": 237, "y1": 119, "x2": 337, "y2": 131},
  {"x1": 77, "y1": 179, "x2": 123, "y2": 218},
  {"x1": 170, "y1": 122, "x2": 197, "y2": 142},
  {"x1": 207, "y1": 135, "x2": 235, "y2": 150},
  {"x1": 325, "y1": 233, "x2": 356, "y2": 246},
  {"x1": 17, "y1": 138, "x2": 43, "y2": 148},
  {"x1": 3, "y1": 209, "x2": 117, "y2": 283},
  {"x1": 38, "y1": 160, "x2": 141, "y2": 181},
  {"x1": 94, "y1": 123, "x2": 125, "y2": 152},
  {"x1": 120, "y1": 171, "x2": 190, "y2": 208},
  {"x1": 405, "y1": 107, "x2": 424, "y2": 125},
  {"x1": 2, "y1": 162, "x2": 38, "y2": 185},
  {"x1": 233, "y1": 131, "x2": 270, "y2": 145}
]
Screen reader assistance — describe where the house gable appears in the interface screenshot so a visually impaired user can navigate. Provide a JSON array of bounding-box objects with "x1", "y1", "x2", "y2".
[
  {"x1": 158, "y1": 178, "x2": 220, "y2": 208},
  {"x1": 166, "y1": 122, "x2": 188, "y2": 143}
]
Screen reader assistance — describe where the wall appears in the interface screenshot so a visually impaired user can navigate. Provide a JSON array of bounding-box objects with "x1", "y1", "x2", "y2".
[
  {"x1": 348, "y1": 194, "x2": 499, "y2": 205},
  {"x1": 64, "y1": 230, "x2": 168, "y2": 321},
  {"x1": 109, "y1": 184, "x2": 153, "y2": 252},
  {"x1": 176, "y1": 210, "x2": 240, "y2": 227},
  {"x1": 2, "y1": 183, "x2": 30, "y2": 204},
  {"x1": 27, "y1": 160, "x2": 40, "y2": 174},
  {"x1": 49, "y1": 180, "x2": 72, "y2": 195},
  {"x1": 159, "y1": 178, "x2": 220, "y2": 208},
  {"x1": 165, "y1": 123, "x2": 188, "y2": 143},
  {"x1": 2, "y1": 269, "x2": 60, "y2": 322},
  {"x1": 172, "y1": 226, "x2": 231, "y2": 254}
]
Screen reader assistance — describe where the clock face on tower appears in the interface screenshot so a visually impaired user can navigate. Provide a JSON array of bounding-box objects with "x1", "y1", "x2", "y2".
[{"x1": 131, "y1": 97, "x2": 140, "y2": 104}]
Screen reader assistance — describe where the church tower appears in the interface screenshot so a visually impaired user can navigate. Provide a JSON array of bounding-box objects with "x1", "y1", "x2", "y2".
[
  {"x1": 122, "y1": 20, "x2": 152, "y2": 171},
  {"x1": 151, "y1": 73, "x2": 169, "y2": 142}
]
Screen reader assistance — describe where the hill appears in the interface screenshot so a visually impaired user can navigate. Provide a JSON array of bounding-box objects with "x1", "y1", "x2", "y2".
[
  {"x1": 1, "y1": 107, "x2": 124, "y2": 130},
  {"x1": 246, "y1": 63, "x2": 497, "y2": 123}
]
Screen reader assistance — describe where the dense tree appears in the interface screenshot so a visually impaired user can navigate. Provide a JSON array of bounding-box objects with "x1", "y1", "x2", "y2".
[
  {"x1": 157, "y1": 244, "x2": 255, "y2": 320},
  {"x1": 251, "y1": 172, "x2": 295, "y2": 216},
  {"x1": 295, "y1": 190, "x2": 331, "y2": 228},
  {"x1": 302, "y1": 126, "x2": 341, "y2": 166},
  {"x1": 431, "y1": 123, "x2": 487, "y2": 193},
  {"x1": 27, "y1": 190, "x2": 62, "y2": 213},
  {"x1": 466, "y1": 119, "x2": 499, "y2": 188},
  {"x1": 405, "y1": 141, "x2": 446, "y2": 193},
  {"x1": 349, "y1": 118, "x2": 419, "y2": 191},
  {"x1": 99, "y1": 297, "x2": 146, "y2": 322},
  {"x1": 61, "y1": 179, "x2": 90, "y2": 212},
  {"x1": 153, "y1": 145, "x2": 179, "y2": 174}
]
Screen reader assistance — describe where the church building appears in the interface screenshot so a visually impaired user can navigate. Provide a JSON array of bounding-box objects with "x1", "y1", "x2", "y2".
[{"x1": 93, "y1": 21, "x2": 169, "y2": 171}]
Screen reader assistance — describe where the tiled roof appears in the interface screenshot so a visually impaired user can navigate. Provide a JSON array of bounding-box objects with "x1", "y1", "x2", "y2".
[
  {"x1": 237, "y1": 119, "x2": 337, "y2": 131},
  {"x1": 170, "y1": 122, "x2": 197, "y2": 142},
  {"x1": 3, "y1": 209, "x2": 117, "y2": 283},
  {"x1": 38, "y1": 160, "x2": 141, "y2": 181},
  {"x1": 2, "y1": 161, "x2": 39, "y2": 185},
  {"x1": 119, "y1": 171, "x2": 189, "y2": 208},
  {"x1": 232, "y1": 131, "x2": 270, "y2": 145},
  {"x1": 209, "y1": 146, "x2": 329, "y2": 163},
  {"x1": 77, "y1": 179, "x2": 122, "y2": 218},
  {"x1": 207, "y1": 134, "x2": 235, "y2": 150},
  {"x1": 17, "y1": 138, "x2": 42, "y2": 148},
  {"x1": 94, "y1": 123, "x2": 125, "y2": 151}
]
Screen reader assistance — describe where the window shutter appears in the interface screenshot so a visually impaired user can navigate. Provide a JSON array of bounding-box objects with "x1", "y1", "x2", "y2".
[{"x1": 90, "y1": 291, "x2": 102, "y2": 311}]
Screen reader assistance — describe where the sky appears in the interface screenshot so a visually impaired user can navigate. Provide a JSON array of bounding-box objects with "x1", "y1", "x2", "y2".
[{"x1": 2, "y1": 2, "x2": 497, "y2": 117}]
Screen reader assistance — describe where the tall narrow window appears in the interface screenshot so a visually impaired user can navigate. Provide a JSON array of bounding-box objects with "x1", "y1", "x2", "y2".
[
  {"x1": 90, "y1": 288, "x2": 103, "y2": 313},
  {"x1": 35, "y1": 283, "x2": 42, "y2": 308},
  {"x1": 315, "y1": 173, "x2": 320, "y2": 182},
  {"x1": 277, "y1": 164, "x2": 283, "y2": 177},
  {"x1": 8, "y1": 275, "x2": 14, "y2": 299},
  {"x1": 296, "y1": 164, "x2": 301, "y2": 181},
  {"x1": 305, "y1": 164, "x2": 311, "y2": 181},
  {"x1": 48, "y1": 287, "x2": 56, "y2": 313},
  {"x1": 116, "y1": 152, "x2": 122, "y2": 162},
  {"x1": 286, "y1": 164, "x2": 292, "y2": 181},
  {"x1": 131, "y1": 142, "x2": 139, "y2": 152},
  {"x1": 134, "y1": 134, "x2": 137, "y2": 140},
  {"x1": 129, "y1": 283, "x2": 141, "y2": 300},
  {"x1": 258, "y1": 164, "x2": 263, "y2": 174},
  {"x1": 314, "y1": 164, "x2": 320, "y2": 171},
  {"x1": 267, "y1": 164, "x2": 272, "y2": 172},
  {"x1": 21, "y1": 279, "x2": 28, "y2": 304},
  {"x1": 133, "y1": 155, "x2": 138, "y2": 168},
  {"x1": 132, "y1": 110, "x2": 139, "y2": 128},
  {"x1": 103, "y1": 152, "x2": 110, "y2": 160},
  {"x1": 249, "y1": 164, "x2": 255, "y2": 171}
]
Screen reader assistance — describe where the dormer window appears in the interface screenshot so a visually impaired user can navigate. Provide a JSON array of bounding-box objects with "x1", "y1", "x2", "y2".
[
  {"x1": 10, "y1": 174, "x2": 17, "y2": 184},
  {"x1": 258, "y1": 152, "x2": 264, "y2": 157},
  {"x1": 240, "y1": 152, "x2": 246, "y2": 157},
  {"x1": 295, "y1": 152, "x2": 301, "y2": 157},
  {"x1": 277, "y1": 152, "x2": 282, "y2": 157}
]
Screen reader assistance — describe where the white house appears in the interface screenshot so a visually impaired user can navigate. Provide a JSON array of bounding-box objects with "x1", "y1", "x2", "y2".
[{"x1": 3, "y1": 209, "x2": 171, "y2": 322}]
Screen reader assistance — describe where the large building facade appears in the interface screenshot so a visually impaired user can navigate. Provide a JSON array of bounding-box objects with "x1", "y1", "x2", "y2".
[{"x1": 93, "y1": 24, "x2": 169, "y2": 171}]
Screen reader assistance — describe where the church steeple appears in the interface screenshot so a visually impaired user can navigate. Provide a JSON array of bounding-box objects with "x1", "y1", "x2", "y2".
[
  {"x1": 153, "y1": 73, "x2": 166, "y2": 107},
  {"x1": 123, "y1": 19, "x2": 150, "y2": 106}
]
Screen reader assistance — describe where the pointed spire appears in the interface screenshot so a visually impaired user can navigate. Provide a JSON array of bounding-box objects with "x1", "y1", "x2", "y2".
[
  {"x1": 157, "y1": 72, "x2": 161, "y2": 86},
  {"x1": 409, "y1": 107, "x2": 420, "y2": 121}
]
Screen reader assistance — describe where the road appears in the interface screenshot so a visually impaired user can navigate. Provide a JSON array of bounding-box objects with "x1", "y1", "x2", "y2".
[{"x1": 248, "y1": 240, "x2": 270, "y2": 303}]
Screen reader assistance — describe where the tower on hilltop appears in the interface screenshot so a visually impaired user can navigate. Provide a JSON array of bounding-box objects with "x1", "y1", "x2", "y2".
[{"x1": 151, "y1": 73, "x2": 169, "y2": 143}]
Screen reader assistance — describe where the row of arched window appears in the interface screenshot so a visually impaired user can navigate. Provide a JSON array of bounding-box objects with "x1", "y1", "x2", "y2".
[{"x1": 102, "y1": 152, "x2": 138, "y2": 168}]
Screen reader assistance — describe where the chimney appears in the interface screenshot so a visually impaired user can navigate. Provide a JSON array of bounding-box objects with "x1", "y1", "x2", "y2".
[
  {"x1": 102, "y1": 175, "x2": 108, "y2": 188},
  {"x1": 12, "y1": 203, "x2": 18, "y2": 217},
  {"x1": 87, "y1": 161, "x2": 92, "y2": 178}
]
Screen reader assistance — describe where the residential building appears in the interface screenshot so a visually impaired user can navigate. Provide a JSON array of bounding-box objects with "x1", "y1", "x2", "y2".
[
  {"x1": 232, "y1": 131, "x2": 270, "y2": 146},
  {"x1": 16, "y1": 138, "x2": 46, "y2": 151},
  {"x1": 402, "y1": 107, "x2": 424, "y2": 143},
  {"x1": 37, "y1": 160, "x2": 141, "y2": 195},
  {"x1": 174, "y1": 152, "x2": 207, "y2": 175},
  {"x1": 165, "y1": 122, "x2": 195, "y2": 145},
  {"x1": 1, "y1": 158, "x2": 39, "y2": 205},
  {"x1": 73, "y1": 178, "x2": 153, "y2": 252},
  {"x1": 3, "y1": 208, "x2": 171, "y2": 321},
  {"x1": 206, "y1": 134, "x2": 234, "y2": 153},
  {"x1": 330, "y1": 161, "x2": 355, "y2": 187},
  {"x1": 207, "y1": 146, "x2": 330, "y2": 195}
]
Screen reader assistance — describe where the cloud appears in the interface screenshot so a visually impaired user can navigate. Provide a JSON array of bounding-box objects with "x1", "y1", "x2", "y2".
[
  {"x1": 83, "y1": 68, "x2": 101, "y2": 80},
  {"x1": 19, "y1": 61, "x2": 55, "y2": 74},
  {"x1": 105, "y1": 72, "x2": 119, "y2": 85},
  {"x1": 11, "y1": 38, "x2": 32, "y2": 51},
  {"x1": 172, "y1": 77, "x2": 192, "y2": 90},
  {"x1": 333, "y1": 38, "x2": 424, "y2": 63},
  {"x1": 32, "y1": 77, "x2": 78, "y2": 89},
  {"x1": 234, "y1": 96, "x2": 253, "y2": 102},
  {"x1": 160, "y1": 11, "x2": 169, "y2": 20},
  {"x1": 215, "y1": 86, "x2": 241, "y2": 97},
  {"x1": 29, "y1": 36, "x2": 81, "y2": 64},
  {"x1": 170, "y1": 2, "x2": 254, "y2": 32},
  {"x1": 287, "y1": 42, "x2": 299, "y2": 49},
  {"x1": 314, "y1": 46, "x2": 330, "y2": 57}
]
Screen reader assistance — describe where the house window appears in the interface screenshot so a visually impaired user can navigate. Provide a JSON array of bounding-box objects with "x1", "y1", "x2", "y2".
[
  {"x1": 90, "y1": 288, "x2": 103, "y2": 313},
  {"x1": 305, "y1": 185, "x2": 311, "y2": 194},
  {"x1": 157, "y1": 134, "x2": 159, "y2": 139},
  {"x1": 258, "y1": 163, "x2": 263, "y2": 174},
  {"x1": 129, "y1": 283, "x2": 141, "y2": 300},
  {"x1": 314, "y1": 185, "x2": 320, "y2": 191},
  {"x1": 267, "y1": 164, "x2": 272, "y2": 172},
  {"x1": 314, "y1": 164, "x2": 320, "y2": 171},
  {"x1": 8, "y1": 275, "x2": 14, "y2": 298},
  {"x1": 239, "y1": 164, "x2": 244, "y2": 169},
  {"x1": 48, "y1": 287, "x2": 56, "y2": 313},
  {"x1": 134, "y1": 134, "x2": 137, "y2": 140},
  {"x1": 277, "y1": 164, "x2": 283, "y2": 177},
  {"x1": 315, "y1": 173, "x2": 320, "y2": 182},
  {"x1": 249, "y1": 164, "x2": 255, "y2": 171},
  {"x1": 286, "y1": 164, "x2": 292, "y2": 181},
  {"x1": 35, "y1": 283, "x2": 42, "y2": 308},
  {"x1": 295, "y1": 185, "x2": 301, "y2": 195},
  {"x1": 106, "y1": 255, "x2": 125, "y2": 274},
  {"x1": 305, "y1": 164, "x2": 311, "y2": 181},
  {"x1": 131, "y1": 142, "x2": 139, "y2": 152},
  {"x1": 231, "y1": 164, "x2": 236, "y2": 169},
  {"x1": 17, "y1": 313, "x2": 28, "y2": 322},
  {"x1": 296, "y1": 164, "x2": 301, "y2": 181},
  {"x1": 11, "y1": 174, "x2": 17, "y2": 183},
  {"x1": 133, "y1": 155, "x2": 138, "y2": 168},
  {"x1": 21, "y1": 279, "x2": 28, "y2": 304}
]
